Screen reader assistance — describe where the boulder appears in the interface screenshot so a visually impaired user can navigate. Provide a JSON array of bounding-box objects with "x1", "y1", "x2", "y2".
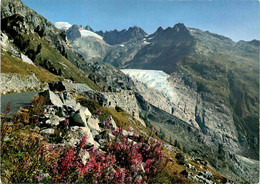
[
  {"x1": 122, "y1": 130, "x2": 133, "y2": 137},
  {"x1": 98, "y1": 139, "x2": 107, "y2": 145},
  {"x1": 198, "y1": 171, "x2": 213, "y2": 179},
  {"x1": 45, "y1": 115, "x2": 64, "y2": 126},
  {"x1": 195, "y1": 158, "x2": 208, "y2": 166},
  {"x1": 195, "y1": 175, "x2": 213, "y2": 184},
  {"x1": 40, "y1": 90, "x2": 63, "y2": 107},
  {"x1": 91, "y1": 130, "x2": 100, "y2": 138},
  {"x1": 68, "y1": 126, "x2": 95, "y2": 147},
  {"x1": 81, "y1": 90, "x2": 107, "y2": 106},
  {"x1": 87, "y1": 117, "x2": 101, "y2": 132},
  {"x1": 93, "y1": 141, "x2": 100, "y2": 149},
  {"x1": 74, "y1": 103, "x2": 82, "y2": 112},
  {"x1": 74, "y1": 103, "x2": 92, "y2": 118},
  {"x1": 71, "y1": 109, "x2": 87, "y2": 127},
  {"x1": 63, "y1": 92, "x2": 76, "y2": 107},
  {"x1": 108, "y1": 133, "x2": 115, "y2": 140},
  {"x1": 79, "y1": 149, "x2": 90, "y2": 165},
  {"x1": 48, "y1": 81, "x2": 75, "y2": 92},
  {"x1": 82, "y1": 107, "x2": 92, "y2": 118},
  {"x1": 41, "y1": 128, "x2": 55, "y2": 135}
]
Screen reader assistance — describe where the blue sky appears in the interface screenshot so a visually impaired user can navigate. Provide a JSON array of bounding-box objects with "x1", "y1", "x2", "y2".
[{"x1": 21, "y1": 0, "x2": 259, "y2": 42}]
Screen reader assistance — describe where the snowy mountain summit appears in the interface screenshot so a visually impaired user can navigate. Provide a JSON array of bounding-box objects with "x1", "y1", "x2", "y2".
[
  {"x1": 55, "y1": 22, "x2": 72, "y2": 31},
  {"x1": 55, "y1": 22, "x2": 103, "y2": 40}
]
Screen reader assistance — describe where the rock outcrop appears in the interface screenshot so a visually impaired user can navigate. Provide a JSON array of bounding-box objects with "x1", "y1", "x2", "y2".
[{"x1": 1, "y1": 73, "x2": 44, "y2": 94}]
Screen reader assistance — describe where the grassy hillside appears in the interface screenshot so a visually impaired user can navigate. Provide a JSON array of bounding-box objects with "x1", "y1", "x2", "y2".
[
  {"x1": 1, "y1": 0, "x2": 101, "y2": 91},
  {"x1": 1, "y1": 50, "x2": 58, "y2": 82}
]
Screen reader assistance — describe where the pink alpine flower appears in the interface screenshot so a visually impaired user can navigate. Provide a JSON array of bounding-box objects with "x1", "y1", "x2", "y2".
[
  {"x1": 64, "y1": 118, "x2": 69, "y2": 126},
  {"x1": 79, "y1": 135, "x2": 87, "y2": 148},
  {"x1": 106, "y1": 118, "x2": 110, "y2": 127}
]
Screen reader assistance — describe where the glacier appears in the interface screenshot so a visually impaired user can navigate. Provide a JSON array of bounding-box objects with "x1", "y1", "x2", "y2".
[
  {"x1": 79, "y1": 30, "x2": 103, "y2": 40},
  {"x1": 121, "y1": 69, "x2": 178, "y2": 102}
]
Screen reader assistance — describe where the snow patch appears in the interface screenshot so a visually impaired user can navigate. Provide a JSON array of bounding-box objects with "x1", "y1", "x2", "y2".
[
  {"x1": 143, "y1": 41, "x2": 151, "y2": 45},
  {"x1": 121, "y1": 69, "x2": 178, "y2": 101},
  {"x1": 58, "y1": 62, "x2": 67, "y2": 68},
  {"x1": 21, "y1": 54, "x2": 35, "y2": 65},
  {"x1": 79, "y1": 30, "x2": 103, "y2": 40},
  {"x1": 55, "y1": 22, "x2": 72, "y2": 31},
  {"x1": 237, "y1": 155, "x2": 255, "y2": 164}
]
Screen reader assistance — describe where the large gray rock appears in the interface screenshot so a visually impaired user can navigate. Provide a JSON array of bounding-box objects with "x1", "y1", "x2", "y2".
[
  {"x1": 87, "y1": 117, "x2": 101, "y2": 132},
  {"x1": 48, "y1": 81, "x2": 66, "y2": 92},
  {"x1": 41, "y1": 128, "x2": 55, "y2": 135},
  {"x1": 40, "y1": 90, "x2": 63, "y2": 107},
  {"x1": 1, "y1": 73, "x2": 42, "y2": 94},
  {"x1": 79, "y1": 149, "x2": 90, "y2": 165},
  {"x1": 71, "y1": 109, "x2": 88, "y2": 127},
  {"x1": 80, "y1": 90, "x2": 107, "y2": 106},
  {"x1": 74, "y1": 103, "x2": 92, "y2": 118},
  {"x1": 68, "y1": 126, "x2": 95, "y2": 147},
  {"x1": 45, "y1": 115, "x2": 64, "y2": 126}
]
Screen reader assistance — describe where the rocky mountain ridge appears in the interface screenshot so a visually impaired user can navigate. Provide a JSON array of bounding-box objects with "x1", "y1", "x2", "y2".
[{"x1": 96, "y1": 26, "x2": 147, "y2": 45}]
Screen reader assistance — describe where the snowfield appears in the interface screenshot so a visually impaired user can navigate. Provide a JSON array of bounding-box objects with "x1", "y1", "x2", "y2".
[
  {"x1": 121, "y1": 69, "x2": 178, "y2": 102},
  {"x1": 79, "y1": 30, "x2": 103, "y2": 40},
  {"x1": 55, "y1": 22, "x2": 72, "y2": 31}
]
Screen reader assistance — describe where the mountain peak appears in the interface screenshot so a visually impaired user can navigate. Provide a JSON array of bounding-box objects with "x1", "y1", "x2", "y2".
[
  {"x1": 172, "y1": 23, "x2": 188, "y2": 33},
  {"x1": 66, "y1": 25, "x2": 81, "y2": 41},
  {"x1": 96, "y1": 26, "x2": 147, "y2": 45},
  {"x1": 55, "y1": 22, "x2": 72, "y2": 31},
  {"x1": 85, "y1": 25, "x2": 94, "y2": 32},
  {"x1": 157, "y1": 26, "x2": 164, "y2": 32}
]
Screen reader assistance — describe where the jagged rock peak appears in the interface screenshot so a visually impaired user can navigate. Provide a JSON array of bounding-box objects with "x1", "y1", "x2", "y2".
[
  {"x1": 156, "y1": 26, "x2": 164, "y2": 32},
  {"x1": 66, "y1": 25, "x2": 81, "y2": 42},
  {"x1": 173, "y1": 23, "x2": 187, "y2": 31},
  {"x1": 85, "y1": 25, "x2": 94, "y2": 32},
  {"x1": 95, "y1": 26, "x2": 147, "y2": 45}
]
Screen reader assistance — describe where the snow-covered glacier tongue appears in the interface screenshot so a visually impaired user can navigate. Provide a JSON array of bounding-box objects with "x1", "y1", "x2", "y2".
[
  {"x1": 121, "y1": 69, "x2": 200, "y2": 129},
  {"x1": 122, "y1": 69, "x2": 178, "y2": 102}
]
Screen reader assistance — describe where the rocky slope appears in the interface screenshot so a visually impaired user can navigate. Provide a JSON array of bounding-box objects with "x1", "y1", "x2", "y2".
[
  {"x1": 55, "y1": 24, "x2": 136, "y2": 92},
  {"x1": 1, "y1": 80, "x2": 233, "y2": 183},
  {"x1": 65, "y1": 24, "x2": 111, "y2": 60},
  {"x1": 103, "y1": 23, "x2": 259, "y2": 161},
  {"x1": 1, "y1": 0, "x2": 100, "y2": 90},
  {"x1": 1, "y1": 0, "x2": 135, "y2": 93}
]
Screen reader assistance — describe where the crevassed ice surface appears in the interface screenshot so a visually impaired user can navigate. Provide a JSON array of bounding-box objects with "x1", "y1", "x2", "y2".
[
  {"x1": 79, "y1": 30, "x2": 103, "y2": 40},
  {"x1": 121, "y1": 69, "x2": 178, "y2": 102}
]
